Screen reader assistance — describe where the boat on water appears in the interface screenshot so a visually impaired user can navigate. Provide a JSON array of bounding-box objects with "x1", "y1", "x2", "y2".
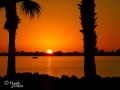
[{"x1": 32, "y1": 56, "x2": 38, "y2": 59}]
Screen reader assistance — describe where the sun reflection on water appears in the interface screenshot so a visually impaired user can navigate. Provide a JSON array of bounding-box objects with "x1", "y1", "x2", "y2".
[{"x1": 47, "y1": 57, "x2": 52, "y2": 76}]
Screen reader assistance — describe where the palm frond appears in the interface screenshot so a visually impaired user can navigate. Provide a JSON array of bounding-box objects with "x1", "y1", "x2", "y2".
[{"x1": 21, "y1": 0, "x2": 41, "y2": 18}]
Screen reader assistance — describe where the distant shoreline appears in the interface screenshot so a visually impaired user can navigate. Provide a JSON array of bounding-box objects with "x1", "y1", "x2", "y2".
[
  {"x1": 0, "y1": 55, "x2": 120, "y2": 56},
  {"x1": 0, "y1": 51, "x2": 120, "y2": 56}
]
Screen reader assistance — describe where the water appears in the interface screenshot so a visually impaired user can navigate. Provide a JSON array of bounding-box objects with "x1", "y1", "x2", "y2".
[{"x1": 0, "y1": 56, "x2": 120, "y2": 78}]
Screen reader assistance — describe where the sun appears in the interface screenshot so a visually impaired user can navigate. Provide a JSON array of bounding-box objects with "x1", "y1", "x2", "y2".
[{"x1": 46, "y1": 49, "x2": 52, "y2": 54}]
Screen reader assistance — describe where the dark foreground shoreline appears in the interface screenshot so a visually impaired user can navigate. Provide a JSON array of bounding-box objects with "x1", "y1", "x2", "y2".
[{"x1": 0, "y1": 73, "x2": 120, "y2": 90}]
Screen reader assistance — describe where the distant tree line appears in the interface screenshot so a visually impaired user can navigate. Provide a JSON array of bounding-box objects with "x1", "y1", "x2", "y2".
[{"x1": 0, "y1": 49, "x2": 120, "y2": 56}]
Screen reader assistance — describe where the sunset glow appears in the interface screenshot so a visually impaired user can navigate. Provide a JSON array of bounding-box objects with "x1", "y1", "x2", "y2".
[
  {"x1": 47, "y1": 50, "x2": 52, "y2": 54},
  {"x1": 0, "y1": 0, "x2": 120, "y2": 52}
]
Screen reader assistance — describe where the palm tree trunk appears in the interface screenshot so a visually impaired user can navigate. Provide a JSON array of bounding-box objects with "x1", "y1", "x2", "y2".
[
  {"x1": 4, "y1": 2, "x2": 19, "y2": 76},
  {"x1": 84, "y1": 32, "x2": 96, "y2": 78},
  {"x1": 78, "y1": 0, "x2": 97, "y2": 78},
  {"x1": 7, "y1": 30, "x2": 16, "y2": 76}
]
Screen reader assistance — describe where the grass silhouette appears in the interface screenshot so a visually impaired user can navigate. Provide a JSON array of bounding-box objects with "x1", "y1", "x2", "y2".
[{"x1": 0, "y1": 72, "x2": 120, "y2": 90}]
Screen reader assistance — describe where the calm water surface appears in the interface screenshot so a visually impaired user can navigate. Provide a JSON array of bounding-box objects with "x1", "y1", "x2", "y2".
[{"x1": 0, "y1": 56, "x2": 120, "y2": 78}]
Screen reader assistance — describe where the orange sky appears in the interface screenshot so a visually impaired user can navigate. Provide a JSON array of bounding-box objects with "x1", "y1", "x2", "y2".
[{"x1": 0, "y1": 0, "x2": 120, "y2": 53}]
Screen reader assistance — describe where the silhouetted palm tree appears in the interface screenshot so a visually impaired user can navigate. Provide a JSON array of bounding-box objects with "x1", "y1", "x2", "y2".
[
  {"x1": 0, "y1": 0, "x2": 41, "y2": 76},
  {"x1": 77, "y1": 0, "x2": 97, "y2": 78}
]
